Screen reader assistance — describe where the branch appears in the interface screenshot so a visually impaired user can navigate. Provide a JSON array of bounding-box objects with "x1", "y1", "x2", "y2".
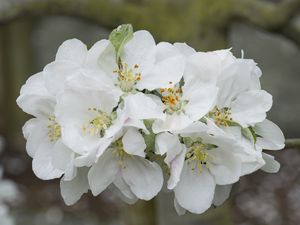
[{"x1": 285, "y1": 138, "x2": 300, "y2": 149}]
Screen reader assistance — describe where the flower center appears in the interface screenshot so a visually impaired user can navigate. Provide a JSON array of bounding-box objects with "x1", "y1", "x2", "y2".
[
  {"x1": 47, "y1": 116, "x2": 61, "y2": 142},
  {"x1": 185, "y1": 141, "x2": 215, "y2": 173},
  {"x1": 210, "y1": 107, "x2": 232, "y2": 127},
  {"x1": 82, "y1": 108, "x2": 112, "y2": 137},
  {"x1": 113, "y1": 63, "x2": 141, "y2": 92},
  {"x1": 160, "y1": 84, "x2": 188, "y2": 114},
  {"x1": 112, "y1": 139, "x2": 131, "y2": 168}
]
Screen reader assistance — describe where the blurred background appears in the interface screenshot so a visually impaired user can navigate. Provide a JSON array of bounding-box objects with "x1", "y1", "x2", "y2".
[{"x1": 0, "y1": 0, "x2": 299, "y2": 224}]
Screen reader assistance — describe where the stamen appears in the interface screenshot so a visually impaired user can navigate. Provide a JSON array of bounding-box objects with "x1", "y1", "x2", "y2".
[
  {"x1": 210, "y1": 107, "x2": 232, "y2": 127},
  {"x1": 113, "y1": 63, "x2": 141, "y2": 92},
  {"x1": 111, "y1": 139, "x2": 132, "y2": 168},
  {"x1": 47, "y1": 116, "x2": 61, "y2": 142},
  {"x1": 185, "y1": 141, "x2": 214, "y2": 173},
  {"x1": 82, "y1": 108, "x2": 112, "y2": 137},
  {"x1": 160, "y1": 84, "x2": 187, "y2": 114}
]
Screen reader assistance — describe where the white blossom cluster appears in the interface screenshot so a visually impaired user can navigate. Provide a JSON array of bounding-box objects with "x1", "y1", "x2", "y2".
[
  {"x1": 0, "y1": 139, "x2": 18, "y2": 225},
  {"x1": 17, "y1": 25, "x2": 285, "y2": 215},
  {"x1": 0, "y1": 168, "x2": 18, "y2": 225}
]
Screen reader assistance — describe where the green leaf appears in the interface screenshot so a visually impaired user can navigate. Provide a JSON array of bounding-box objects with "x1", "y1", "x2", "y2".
[{"x1": 109, "y1": 24, "x2": 133, "y2": 64}]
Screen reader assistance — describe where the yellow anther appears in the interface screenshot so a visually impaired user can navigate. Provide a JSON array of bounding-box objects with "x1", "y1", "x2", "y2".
[
  {"x1": 113, "y1": 63, "x2": 141, "y2": 92},
  {"x1": 82, "y1": 109, "x2": 112, "y2": 137},
  {"x1": 112, "y1": 139, "x2": 132, "y2": 169},
  {"x1": 47, "y1": 116, "x2": 61, "y2": 142},
  {"x1": 161, "y1": 84, "x2": 186, "y2": 114},
  {"x1": 210, "y1": 107, "x2": 233, "y2": 127},
  {"x1": 185, "y1": 142, "x2": 214, "y2": 173}
]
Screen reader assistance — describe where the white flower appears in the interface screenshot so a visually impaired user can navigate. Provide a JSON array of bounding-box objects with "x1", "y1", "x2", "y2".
[
  {"x1": 186, "y1": 49, "x2": 271, "y2": 128},
  {"x1": 155, "y1": 122, "x2": 244, "y2": 214},
  {"x1": 55, "y1": 74, "x2": 165, "y2": 167},
  {"x1": 88, "y1": 128, "x2": 163, "y2": 201},
  {"x1": 87, "y1": 30, "x2": 185, "y2": 93},
  {"x1": 55, "y1": 76, "x2": 122, "y2": 166},
  {"x1": 152, "y1": 78, "x2": 218, "y2": 133},
  {"x1": 17, "y1": 72, "x2": 76, "y2": 180},
  {"x1": 0, "y1": 204, "x2": 14, "y2": 225},
  {"x1": 0, "y1": 167, "x2": 18, "y2": 225},
  {"x1": 43, "y1": 39, "x2": 89, "y2": 96}
]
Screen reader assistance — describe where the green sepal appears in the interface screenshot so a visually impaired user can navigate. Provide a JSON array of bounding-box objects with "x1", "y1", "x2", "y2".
[
  {"x1": 109, "y1": 24, "x2": 133, "y2": 64},
  {"x1": 242, "y1": 127, "x2": 257, "y2": 144}
]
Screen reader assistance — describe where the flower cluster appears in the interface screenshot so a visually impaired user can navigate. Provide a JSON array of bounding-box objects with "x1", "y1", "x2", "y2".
[
  {"x1": 0, "y1": 139, "x2": 18, "y2": 225},
  {"x1": 0, "y1": 168, "x2": 18, "y2": 225},
  {"x1": 17, "y1": 25, "x2": 285, "y2": 214}
]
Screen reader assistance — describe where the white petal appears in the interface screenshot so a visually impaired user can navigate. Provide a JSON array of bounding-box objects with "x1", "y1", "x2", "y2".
[
  {"x1": 168, "y1": 148, "x2": 186, "y2": 190},
  {"x1": 55, "y1": 39, "x2": 87, "y2": 64},
  {"x1": 122, "y1": 30, "x2": 156, "y2": 71},
  {"x1": 122, "y1": 128, "x2": 146, "y2": 157},
  {"x1": 17, "y1": 94, "x2": 55, "y2": 119},
  {"x1": 123, "y1": 93, "x2": 165, "y2": 120},
  {"x1": 217, "y1": 60, "x2": 254, "y2": 107},
  {"x1": 209, "y1": 148, "x2": 242, "y2": 185},
  {"x1": 183, "y1": 79, "x2": 218, "y2": 121},
  {"x1": 137, "y1": 42, "x2": 184, "y2": 90},
  {"x1": 155, "y1": 132, "x2": 179, "y2": 156},
  {"x1": 261, "y1": 153, "x2": 280, "y2": 173},
  {"x1": 174, "y1": 198, "x2": 186, "y2": 216},
  {"x1": 32, "y1": 141, "x2": 63, "y2": 180},
  {"x1": 213, "y1": 184, "x2": 232, "y2": 206},
  {"x1": 73, "y1": 146, "x2": 98, "y2": 167},
  {"x1": 65, "y1": 71, "x2": 117, "y2": 93},
  {"x1": 22, "y1": 118, "x2": 48, "y2": 157},
  {"x1": 60, "y1": 167, "x2": 89, "y2": 206},
  {"x1": 122, "y1": 156, "x2": 163, "y2": 200},
  {"x1": 177, "y1": 121, "x2": 208, "y2": 136},
  {"x1": 84, "y1": 39, "x2": 110, "y2": 71},
  {"x1": 254, "y1": 119, "x2": 285, "y2": 150},
  {"x1": 152, "y1": 113, "x2": 193, "y2": 133},
  {"x1": 17, "y1": 72, "x2": 55, "y2": 118},
  {"x1": 231, "y1": 90, "x2": 273, "y2": 127},
  {"x1": 44, "y1": 59, "x2": 84, "y2": 96},
  {"x1": 184, "y1": 49, "x2": 235, "y2": 84},
  {"x1": 174, "y1": 42, "x2": 196, "y2": 57},
  {"x1": 88, "y1": 150, "x2": 119, "y2": 196},
  {"x1": 113, "y1": 176, "x2": 138, "y2": 203},
  {"x1": 97, "y1": 42, "x2": 117, "y2": 77},
  {"x1": 155, "y1": 133, "x2": 186, "y2": 189},
  {"x1": 19, "y1": 72, "x2": 48, "y2": 96},
  {"x1": 174, "y1": 163, "x2": 215, "y2": 214},
  {"x1": 51, "y1": 140, "x2": 74, "y2": 172}
]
